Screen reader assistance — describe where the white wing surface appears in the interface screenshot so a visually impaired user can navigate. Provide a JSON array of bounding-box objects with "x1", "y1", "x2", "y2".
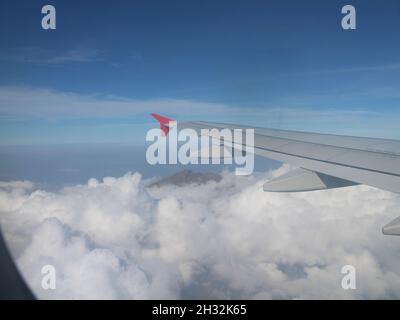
[{"x1": 152, "y1": 114, "x2": 400, "y2": 235}]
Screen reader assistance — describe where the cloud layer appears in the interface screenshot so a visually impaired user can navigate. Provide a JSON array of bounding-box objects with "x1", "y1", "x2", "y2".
[
  {"x1": 1, "y1": 166, "x2": 400, "y2": 299},
  {"x1": 0, "y1": 86, "x2": 381, "y2": 123},
  {"x1": 2, "y1": 86, "x2": 400, "y2": 145},
  {"x1": 0, "y1": 86, "x2": 229, "y2": 119},
  {"x1": 0, "y1": 47, "x2": 103, "y2": 65}
]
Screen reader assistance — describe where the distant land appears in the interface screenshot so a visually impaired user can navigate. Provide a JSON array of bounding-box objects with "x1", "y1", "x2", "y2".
[{"x1": 147, "y1": 170, "x2": 222, "y2": 188}]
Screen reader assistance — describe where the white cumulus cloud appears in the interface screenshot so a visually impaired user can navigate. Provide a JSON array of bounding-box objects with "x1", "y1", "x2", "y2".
[{"x1": 1, "y1": 167, "x2": 400, "y2": 299}]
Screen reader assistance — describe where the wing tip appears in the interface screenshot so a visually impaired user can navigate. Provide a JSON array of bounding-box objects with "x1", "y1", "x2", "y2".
[{"x1": 150, "y1": 113, "x2": 175, "y2": 136}]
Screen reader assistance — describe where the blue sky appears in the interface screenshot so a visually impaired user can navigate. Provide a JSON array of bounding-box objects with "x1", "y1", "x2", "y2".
[{"x1": 0, "y1": 0, "x2": 400, "y2": 145}]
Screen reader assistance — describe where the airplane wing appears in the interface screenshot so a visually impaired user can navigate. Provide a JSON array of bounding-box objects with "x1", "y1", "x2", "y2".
[{"x1": 151, "y1": 114, "x2": 400, "y2": 235}]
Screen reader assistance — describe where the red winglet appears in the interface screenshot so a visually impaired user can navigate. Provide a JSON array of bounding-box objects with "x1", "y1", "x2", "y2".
[{"x1": 151, "y1": 113, "x2": 175, "y2": 136}]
